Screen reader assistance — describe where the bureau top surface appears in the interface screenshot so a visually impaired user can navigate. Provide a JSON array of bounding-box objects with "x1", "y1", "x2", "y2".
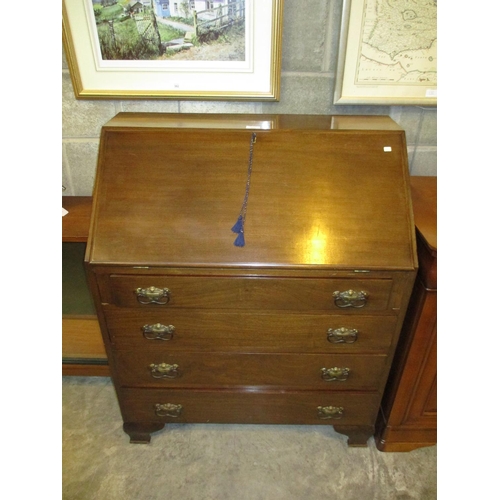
[{"x1": 86, "y1": 113, "x2": 417, "y2": 270}]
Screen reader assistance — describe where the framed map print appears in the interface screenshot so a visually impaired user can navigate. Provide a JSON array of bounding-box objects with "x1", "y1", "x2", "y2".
[
  {"x1": 334, "y1": 0, "x2": 437, "y2": 105},
  {"x1": 63, "y1": 0, "x2": 283, "y2": 100}
]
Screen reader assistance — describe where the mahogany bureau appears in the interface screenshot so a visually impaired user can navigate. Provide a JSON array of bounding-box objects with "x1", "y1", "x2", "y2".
[{"x1": 85, "y1": 113, "x2": 418, "y2": 445}]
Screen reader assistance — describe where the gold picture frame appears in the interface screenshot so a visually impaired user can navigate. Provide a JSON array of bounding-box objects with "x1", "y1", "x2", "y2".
[
  {"x1": 334, "y1": 0, "x2": 437, "y2": 106},
  {"x1": 63, "y1": 0, "x2": 283, "y2": 100}
]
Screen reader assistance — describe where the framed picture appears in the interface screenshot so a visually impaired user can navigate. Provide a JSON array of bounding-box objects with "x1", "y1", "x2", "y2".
[
  {"x1": 63, "y1": 0, "x2": 283, "y2": 100},
  {"x1": 334, "y1": 0, "x2": 437, "y2": 106}
]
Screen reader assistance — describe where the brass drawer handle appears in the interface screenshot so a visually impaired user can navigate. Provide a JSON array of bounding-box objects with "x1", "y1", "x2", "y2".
[
  {"x1": 317, "y1": 406, "x2": 344, "y2": 420},
  {"x1": 327, "y1": 327, "x2": 358, "y2": 344},
  {"x1": 149, "y1": 363, "x2": 180, "y2": 379},
  {"x1": 321, "y1": 367, "x2": 350, "y2": 382},
  {"x1": 135, "y1": 286, "x2": 171, "y2": 305},
  {"x1": 154, "y1": 403, "x2": 183, "y2": 418},
  {"x1": 142, "y1": 323, "x2": 175, "y2": 341},
  {"x1": 332, "y1": 290, "x2": 368, "y2": 308}
]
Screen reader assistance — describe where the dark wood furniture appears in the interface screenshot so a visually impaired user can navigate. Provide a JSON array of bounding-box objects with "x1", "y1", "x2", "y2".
[
  {"x1": 84, "y1": 113, "x2": 418, "y2": 445},
  {"x1": 62, "y1": 196, "x2": 109, "y2": 376},
  {"x1": 375, "y1": 176, "x2": 437, "y2": 451}
]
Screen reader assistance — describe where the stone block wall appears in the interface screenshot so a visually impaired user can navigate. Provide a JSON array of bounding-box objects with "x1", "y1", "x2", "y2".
[{"x1": 62, "y1": 0, "x2": 437, "y2": 196}]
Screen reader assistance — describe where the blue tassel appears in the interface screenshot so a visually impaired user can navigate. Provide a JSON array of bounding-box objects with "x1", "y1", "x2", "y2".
[
  {"x1": 234, "y1": 232, "x2": 245, "y2": 247},
  {"x1": 231, "y1": 216, "x2": 243, "y2": 234},
  {"x1": 231, "y1": 133, "x2": 256, "y2": 246}
]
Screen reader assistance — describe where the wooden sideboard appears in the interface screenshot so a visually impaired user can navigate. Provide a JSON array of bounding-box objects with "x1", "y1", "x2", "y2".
[
  {"x1": 62, "y1": 196, "x2": 109, "y2": 376},
  {"x1": 374, "y1": 176, "x2": 437, "y2": 451}
]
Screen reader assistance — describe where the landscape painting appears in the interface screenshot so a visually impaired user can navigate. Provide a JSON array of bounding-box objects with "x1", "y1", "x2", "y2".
[
  {"x1": 63, "y1": 0, "x2": 283, "y2": 99},
  {"x1": 91, "y1": 0, "x2": 246, "y2": 62}
]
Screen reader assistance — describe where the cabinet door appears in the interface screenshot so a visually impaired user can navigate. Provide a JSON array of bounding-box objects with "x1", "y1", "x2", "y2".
[
  {"x1": 62, "y1": 241, "x2": 108, "y2": 375},
  {"x1": 399, "y1": 288, "x2": 437, "y2": 425},
  {"x1": 376, "y1": 281, "x2": 437, "y2": 451}
]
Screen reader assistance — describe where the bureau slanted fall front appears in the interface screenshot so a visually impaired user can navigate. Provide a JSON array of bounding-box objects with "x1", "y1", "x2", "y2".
[{"x1": 85, "y1": 113, "x2": 417, "y2": 445}]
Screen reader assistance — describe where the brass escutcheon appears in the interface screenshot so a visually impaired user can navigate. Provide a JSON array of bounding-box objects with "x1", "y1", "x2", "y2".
[
  {"x1": 327, "y1": 327, "x2": 358, "y2": 344},
  {"x1": 135, "y1": 286, "x2": 171, "y2": 305},
  {"x1": 154, "y1": 403, "x2": 183, "y2": 418},
  {"x1": 142, "y1": 323, "x2": 175, "y2": 341},
  {"x1": 321, "y1": 367, "x2": 350, "y2": 382},
  {"x1": 332, "y1": 290, "x2": 368, "y2": 308},
  {"x1": 317, "y1": 406, "x2": 344, "y2": 420},
  {"x1": 149, "y1": 363, "x2": 180, "y2": 379}
]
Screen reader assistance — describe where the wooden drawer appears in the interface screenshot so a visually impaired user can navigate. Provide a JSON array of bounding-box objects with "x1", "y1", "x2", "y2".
[
  {"x1": 103, "y1": 275, "x2": 394, "y2": 312},
  {"x1": 114, "y1": 351, "x2": 388, "y2": 390},
  {"x1": 104, "y1": 308, "x2": 397, "y2": 352},
  {"x1": 119, "y1": 388, "x2": 381, "y2": 425}
]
